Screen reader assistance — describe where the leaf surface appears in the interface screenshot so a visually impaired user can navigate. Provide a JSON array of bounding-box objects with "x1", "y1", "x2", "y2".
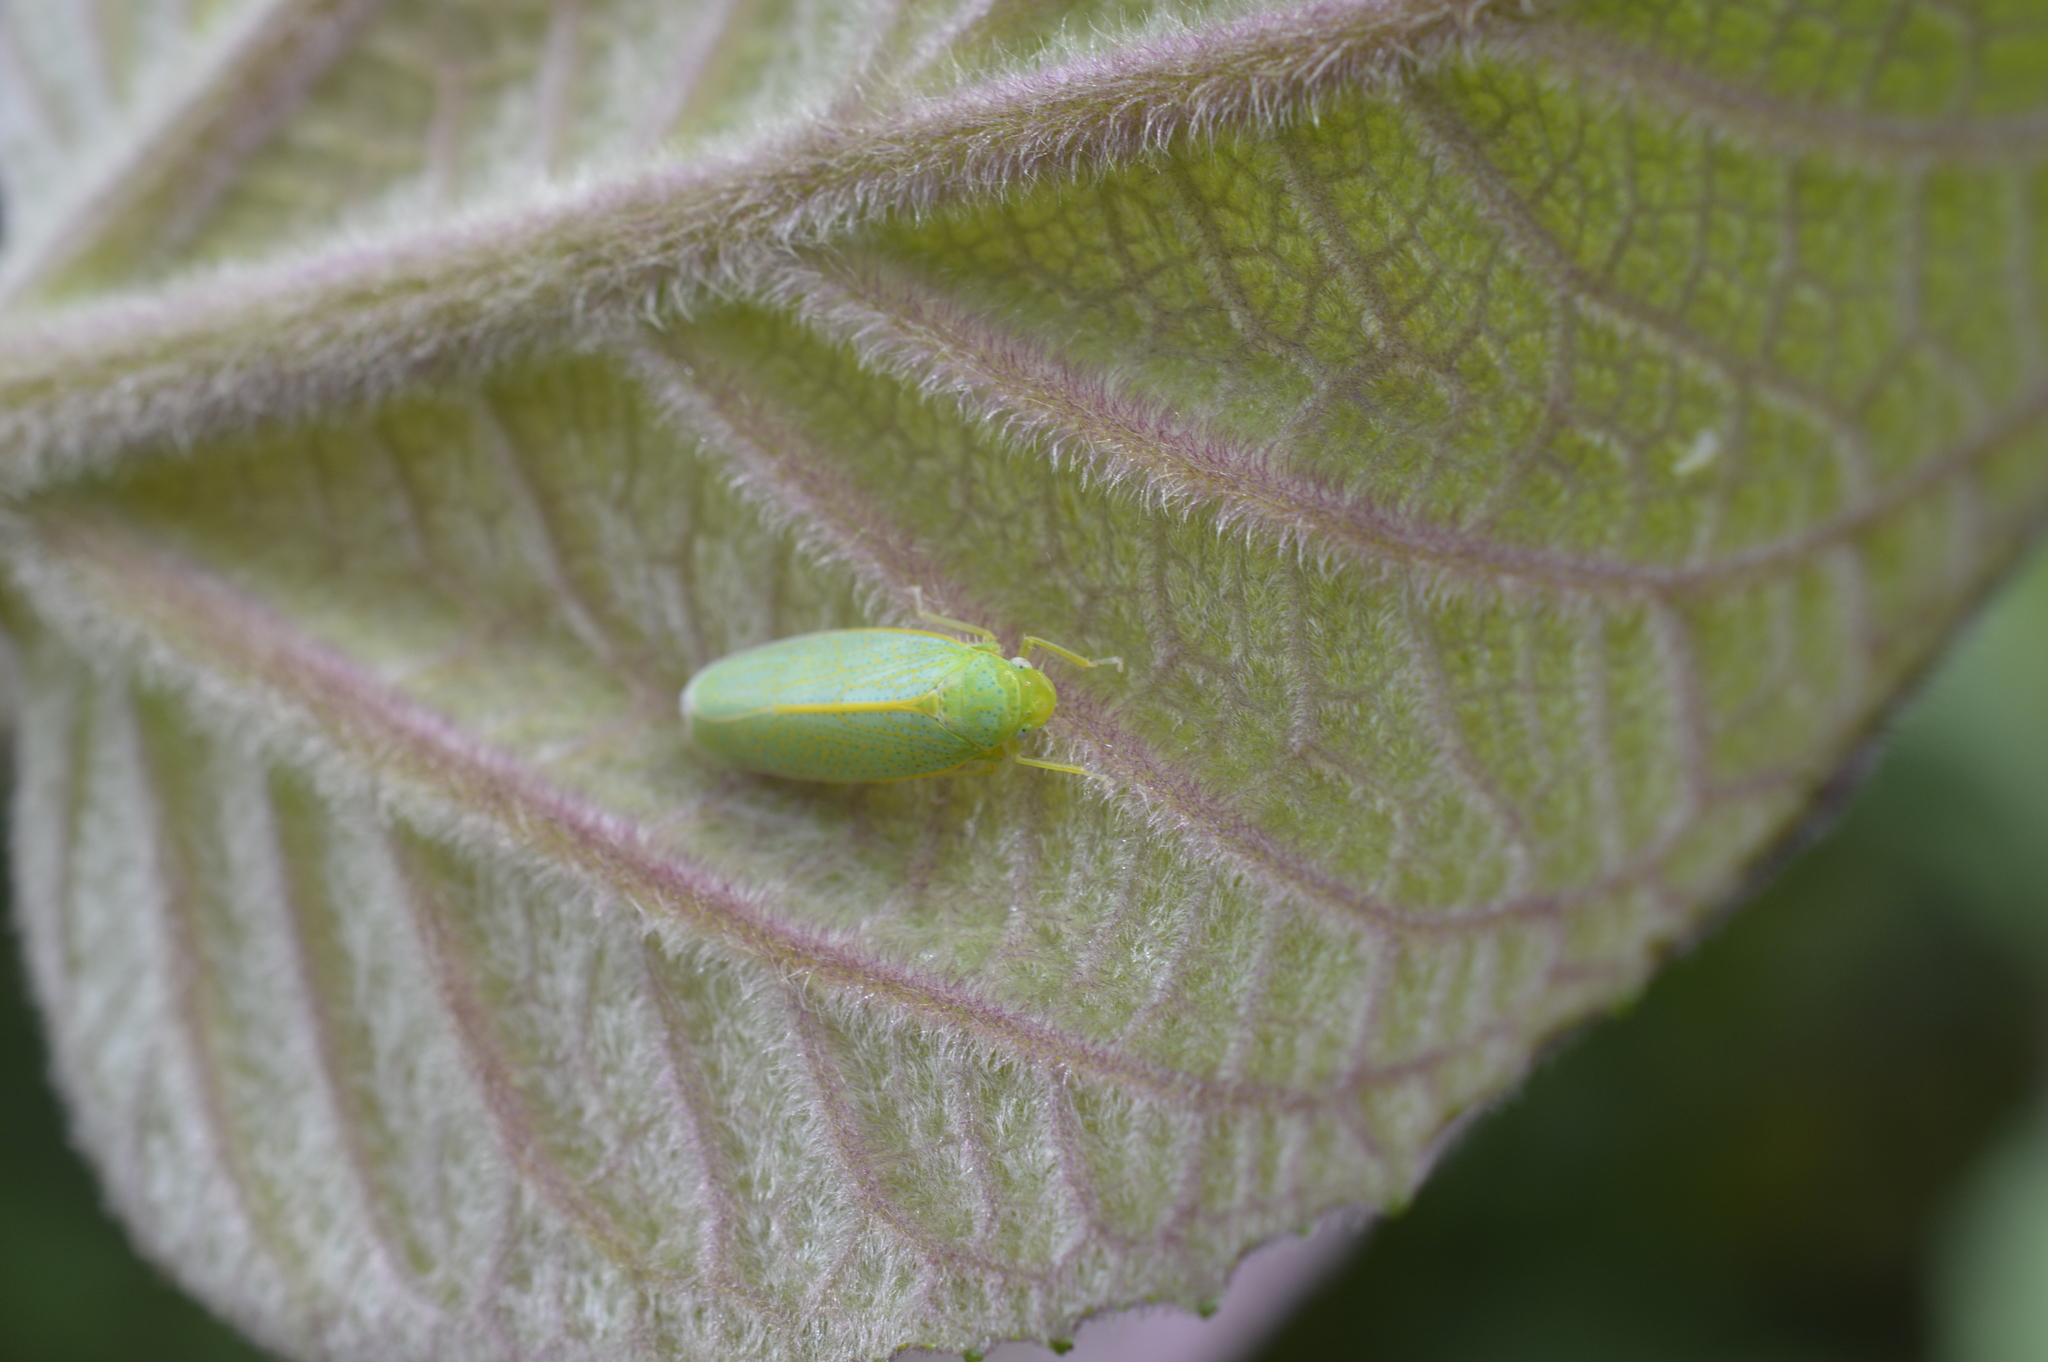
[{"x1": 3, "y1": 0, "x2": 2046, "y2": 1358}]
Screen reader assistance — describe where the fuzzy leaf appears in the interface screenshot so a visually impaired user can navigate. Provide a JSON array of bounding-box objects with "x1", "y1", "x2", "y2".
[{"x1": 3, "y1": 0, "x2": 2046, "y2": 1359}]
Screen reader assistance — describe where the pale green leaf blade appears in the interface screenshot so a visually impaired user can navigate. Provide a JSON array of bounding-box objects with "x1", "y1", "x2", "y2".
[{"x1": 2, "y1": 1, "x2": 2045, "y2": 1360}]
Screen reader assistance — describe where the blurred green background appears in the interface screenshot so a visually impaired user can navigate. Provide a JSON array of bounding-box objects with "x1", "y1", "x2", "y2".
[{"x1": 4, "y1": 542, "x2": 2048, "y2": 1361}]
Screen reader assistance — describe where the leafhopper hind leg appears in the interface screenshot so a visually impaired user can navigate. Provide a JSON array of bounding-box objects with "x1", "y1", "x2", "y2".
[{"x1": 910, "y1": 587, "x2": 999, "y2": 645}]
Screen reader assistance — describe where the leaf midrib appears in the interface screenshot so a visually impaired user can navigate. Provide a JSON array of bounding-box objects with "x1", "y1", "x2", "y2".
[{"x1": 0, "y1": 0, "x2": 1489, "y2": 487}]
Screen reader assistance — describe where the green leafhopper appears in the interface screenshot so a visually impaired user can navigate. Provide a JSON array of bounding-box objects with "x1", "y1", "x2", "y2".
[{"x1": 679, "y1": 600, "x2": 1121, "y2": 783}]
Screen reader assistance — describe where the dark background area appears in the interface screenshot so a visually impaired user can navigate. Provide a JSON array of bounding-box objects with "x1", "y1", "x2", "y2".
[{"x1": 3, "y1": 548, "x2": 2046, "y2": 1361}]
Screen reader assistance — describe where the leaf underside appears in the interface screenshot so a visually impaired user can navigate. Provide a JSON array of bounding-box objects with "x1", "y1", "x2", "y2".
[{"x1": 2, "y1": 0, "x2": 2046, "y2": 1358}]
